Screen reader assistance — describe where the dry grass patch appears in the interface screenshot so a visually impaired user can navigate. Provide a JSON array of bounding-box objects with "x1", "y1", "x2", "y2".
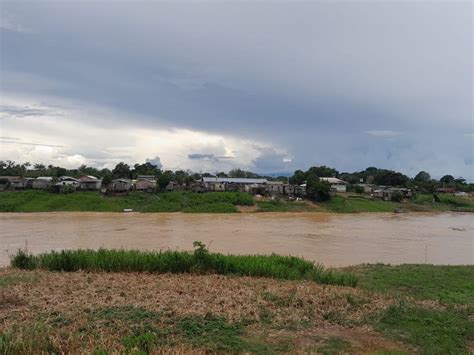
[{"x1": 0, "y1": 268, "x2": 403, "y2": 354}]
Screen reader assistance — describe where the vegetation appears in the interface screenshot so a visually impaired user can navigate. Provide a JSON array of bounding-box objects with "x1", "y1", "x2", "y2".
[
  {"x1": 2, "y1": 263, "x2": 473, "y2": 353},
  {"x1": 349, "y1": 264, "x2": 474, "y2": 305},
  {"x1": 322, "y1": 195, "x2": 400, "y2": 213},
  {"x1": 10, "y1": 243, "x2": 357, "y2": 287},
  {"x1": 377, "y1": 302, "x2": 473, "y2": 355},
  {"x1": 256, "y1": 199, "x2": 321, "y2": 212},
  {"x1": 0, "y1": 190, "x2": 254, "y2": 213}
]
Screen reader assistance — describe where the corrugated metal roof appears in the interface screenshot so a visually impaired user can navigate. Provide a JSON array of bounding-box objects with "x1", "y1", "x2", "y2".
[
  {"x1": 202, "y1": 177, "x2": 267, "y2": 184},
  {"x1": 320, "y1": 177, "x2": 348, "y2": 184}
]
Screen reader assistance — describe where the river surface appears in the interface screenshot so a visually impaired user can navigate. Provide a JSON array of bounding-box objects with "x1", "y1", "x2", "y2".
[{"x1": 0, "y1": 212, "x2": 473, "y2": 267}]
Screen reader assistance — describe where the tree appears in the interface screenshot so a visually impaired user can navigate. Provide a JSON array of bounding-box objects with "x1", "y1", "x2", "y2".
[
  {"x1": 440, "y1": 175, "x2": 455, "y2": 184},
  {"x1": 306, "y1": 166, "x2": 338, "y2": 178},
  {"x1": 158, "y1": 173, "x2": 172, "y2": 190},
  {"x1": 414, "y1": 171, "x2": 431, "y2": 182},
  {"x1": 289, "y1": 170, "x2": 306, "y2": 185},
  {"x1": 112, "y1": 162, "x2": 131, "y2": 179},
  {"x1": 305, "y1": 176, "x2": 331, "y2": 202}
]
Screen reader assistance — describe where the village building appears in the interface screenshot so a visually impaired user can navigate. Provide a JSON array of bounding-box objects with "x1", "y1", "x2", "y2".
[
  {"x1": 320, "y1": 177, "x2": 348, "y2": 192},
  {"x1": 58, "y1": 176, "x2": 80, "y2": 187},
  {"x1": 110, "y1": 178, "x2": 133, "y2": 192},
  {"x1": 136, "y1": 178, "x2": 156, "y2": 192},
  {"x1": 32, "y1": 177, "x2": 54, "y2": 189},
  {"x1": 165, "y1": 181, "x2": 185, "y2": 191},
  {"x1": 357, "y1": 183, "x2": 375, "y2": 194},
  {"x1": 267, "y1": 181, "x2": 289, "y2": 196},
  {"x1": 202, "y1": 177, "x2": 268, "y2": 194},
  {"x1": 78, "y1": 176, "x2": 102, "y2": 190}
]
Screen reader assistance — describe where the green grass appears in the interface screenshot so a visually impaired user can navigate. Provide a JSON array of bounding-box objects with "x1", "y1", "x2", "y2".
[
  {"x1": 352, "y1": 264, "x2": 474, "y2": 354},
  {"x1": 350, "y1": 264, "x2": 474, "y2": 305},
  {"x1": 377, "y1": 302, "x2": 473, "y2": 355},
  {"x1": 411, "y1": 194, "x2": 474, "y2": 212},
  {"x1": 10, "y1": 243, "x2": 357, "y2": 287},
  {"x1": 0, "y1": 273, "x2": 40, "y2": 288},
  {"x1": 256, "y1": 199, "x2": 320, "y2": 212},
  {"x1": 321, "y1": 195, "x2": 400, "y2": 213},
  {"x1": 0, "y1": 190, "x2": 254, "y2": 213}
]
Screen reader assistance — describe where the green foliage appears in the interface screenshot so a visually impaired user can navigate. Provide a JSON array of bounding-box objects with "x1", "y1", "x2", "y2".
[
  {"x1": 10, "y1": 244, "x2": 357, "y2": 287},
  {"x1": 0, "y1": 323, "x2": 58, "y2": 355},
  {"x1": 306, "y1": 176, "x2": 331, "y2": 202},
  {"x1": 351, "y1": 264, "x2": 474, "y2": 305},
  {"x1": 377, "y1": 302, "x2": 473, "y2": 355},
  {"x1": 322, "y1": 195, "x2": 399, "y2": 213},
  {"x1": 10, "y1": 249, "x2": 37, "y2": 270},
  {"x1": 414, "y1": 171, "x2": 431, "y2": 182},
  {"x1": 0, "y1": 190, "x2": 254, "y2": 213}
]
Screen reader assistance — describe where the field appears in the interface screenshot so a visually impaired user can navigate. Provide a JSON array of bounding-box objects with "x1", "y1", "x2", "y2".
[
  {"x1": 0, "y1": 190, "x2": 473, "y2": 213},
  {"x1": 2, "y1": 256, "x2": 473, "y2": 354}
]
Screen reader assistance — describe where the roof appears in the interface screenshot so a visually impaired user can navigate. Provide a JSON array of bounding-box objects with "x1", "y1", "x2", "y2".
[
  {"x1": 112, "y1": 178, "x2": 132, "y2": 183},
  {"x1": 137, "y1": 175, "x2": 156, "y2": 180},
  {"x1": 36, "y1": 176, "x2": 53, "y2": 181},
  {"x1": 202, "y1": 177, "x2": 268, "y2": 184},
  {"x1": 79, "y1": 175, "x2": 99, "y2": 181},
  {"x1": 319, "y1": 177, "x2": 348, "y2": 184},
  {"x1": 59, "y1": 176, "x2": 79, "y2": 181}
]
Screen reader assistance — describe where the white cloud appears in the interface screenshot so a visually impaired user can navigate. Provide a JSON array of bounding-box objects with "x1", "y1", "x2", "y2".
[{"x1": 0, "y1": 95, "x2": 290, "y2": 172}]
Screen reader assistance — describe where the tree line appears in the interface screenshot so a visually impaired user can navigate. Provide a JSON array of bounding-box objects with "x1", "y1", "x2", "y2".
[{"x1": 1, "y1": 160, "x2": 472, "y2": 196}]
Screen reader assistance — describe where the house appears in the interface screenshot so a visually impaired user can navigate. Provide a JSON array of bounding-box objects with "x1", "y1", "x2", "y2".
[
  {"x1": 267, "y1": 181, "x2": 288, "y2": 196},
  {"x1": 319, "y1": 177, "x2": 348, "y2": 192},
  {"x1": 165, "y1": 181, "x2": 185, "y2": 191},
  {"x1": 437, "y1": 187, "x2": 456, "y2": 194},
  {"x1": 58, "y1": 176, "x2": 80, "y2": 187},
  {"x1": 79, "y1": 175, "x2": 102, "y2": 190},
  {"x1": 110, "y1": 178, "x2": 133, "y2": 192},
  {"x1": 136, "y1": 179, "x2": 156, "y2": 192},
  {"x1": 0, "y1": 176, "x2": 29, "y2": 189},
  {"x1": 33, "y1": 177, "x2": 53, "y2": 189},
  {"x1": 137, "y1": 175, "x2": 156, "y2": 180},
  {"x1": 202, "y1": 177, "x2": 268, "y2": 194},
  {"x1": 357, "y1": 184, "x2": 375, "y2": 194},
  {"x1": 190, "y1": 181, "x2": 206, "y2": 193}
]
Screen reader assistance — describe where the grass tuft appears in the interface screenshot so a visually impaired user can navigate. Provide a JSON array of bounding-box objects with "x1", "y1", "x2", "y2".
[{"x1": 10, "y1": 243, "x2": 357, "y2": 287}]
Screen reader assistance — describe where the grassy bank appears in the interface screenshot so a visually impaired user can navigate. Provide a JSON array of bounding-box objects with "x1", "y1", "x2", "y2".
[
  {"x1": 0, "y1": 190, "x2": 473, "y2": 213},
  {"x1": 0, "y1": 190, "x2": 254, "y2": 213},
  {"x1": 2, "y1": 263, "x2": 473, "y2": 354},
  {"x1": 10, "y1": 244, "x2": 357, "y2": 287}
]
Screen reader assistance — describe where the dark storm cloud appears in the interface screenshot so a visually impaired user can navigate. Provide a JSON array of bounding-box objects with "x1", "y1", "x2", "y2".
[{"x1": 1, "y1": 1, "x2": 472, "y2": 179}]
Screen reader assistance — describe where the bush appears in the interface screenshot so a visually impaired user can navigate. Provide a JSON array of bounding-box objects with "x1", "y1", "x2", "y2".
[{"x1": 10, "y1": 249, "x2": 37, "y2": 270}]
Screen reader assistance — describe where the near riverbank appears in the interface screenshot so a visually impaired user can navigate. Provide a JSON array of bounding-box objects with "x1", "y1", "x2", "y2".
[
  {"x1": 1, "y1": 190, "x2": 473, "y2": 213},
  {"x1": 1, "y1": 259, "x2": 473, "y2": 354}
]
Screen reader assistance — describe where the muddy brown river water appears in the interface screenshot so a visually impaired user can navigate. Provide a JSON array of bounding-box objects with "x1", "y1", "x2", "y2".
[{"x1": 0, "y1": 212, "x2": 473, "y2": 267}]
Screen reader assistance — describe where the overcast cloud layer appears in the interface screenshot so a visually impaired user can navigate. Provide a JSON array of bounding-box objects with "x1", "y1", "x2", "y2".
[{"x1": 1, "y1": 1, "x2": 472, "y2": 179}]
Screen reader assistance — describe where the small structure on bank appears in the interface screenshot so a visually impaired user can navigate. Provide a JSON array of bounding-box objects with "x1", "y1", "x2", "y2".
[
  {"x1": 79, "y1": 176, "x2": 102, "y2": 190},
  {"x1": 32, "y1": 177, "x2": 54, "y2": 189},
  {"x1": 319, "y1": 177, "x2": 348, "y2": 192},
  {"x1": 136, "y1": 178, "x2": 156, "y2": 192},
  {"x1": 109, "y1": 178, "x2": 133, "y2": 192}
]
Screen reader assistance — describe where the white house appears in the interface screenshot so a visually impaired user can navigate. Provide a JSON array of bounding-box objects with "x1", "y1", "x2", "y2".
[{"x1": 319, "y1": 177, "x2": 348, "y2": 192}]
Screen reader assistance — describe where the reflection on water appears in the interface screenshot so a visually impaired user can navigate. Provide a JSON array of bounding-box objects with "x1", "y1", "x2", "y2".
[{"x1": 0, "y1": 212, "x2": 472, "y2": 267}]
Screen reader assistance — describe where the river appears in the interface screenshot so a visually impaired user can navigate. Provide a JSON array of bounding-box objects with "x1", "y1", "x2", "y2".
[{"x1": 0, "y1": 212, "x2": 472, "y2": 267}]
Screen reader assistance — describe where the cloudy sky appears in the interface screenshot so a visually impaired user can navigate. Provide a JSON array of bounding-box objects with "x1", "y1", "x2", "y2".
[{"x1": 0, "y1": 1, "x2": 472, "y2": 179}]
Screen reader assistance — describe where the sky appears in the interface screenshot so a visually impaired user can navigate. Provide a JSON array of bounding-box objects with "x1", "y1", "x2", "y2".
[{"x1": 0, "y1": 0, "x2": 473, "y2": 180}]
